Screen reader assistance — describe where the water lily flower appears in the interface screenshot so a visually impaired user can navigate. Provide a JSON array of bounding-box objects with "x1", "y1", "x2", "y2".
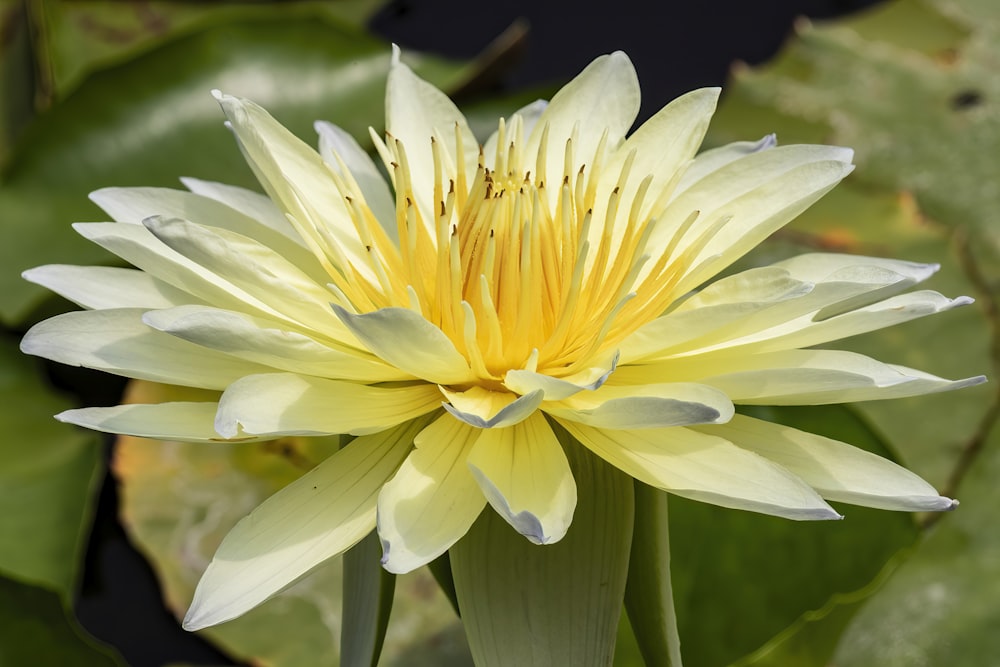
[{"x1": 21, "y1": 48, "x2": 984, "y2": 632}]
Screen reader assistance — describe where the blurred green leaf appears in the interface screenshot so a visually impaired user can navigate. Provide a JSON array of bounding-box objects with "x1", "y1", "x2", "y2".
[
  {"x1": 668, "y1": 405, "x2": 919, "y2": 667},
  {"x1": 704, "y1": 0, "x2": 998, "y2": 663},
  {"x1": 114, "y1": 381, "x2": 464, "y2": 666},
  {"x1": 29, "y1": 0, "x2": 388, "y2": 102},
  {"x1": 0, "y1": 1, "x2": 35, "y2": 166},
  {"x1": 0, "y1": 337, "x2": 102, "y2": 596},
  {"x1": 450, "y1": 425, "x2": 634, "y2": 667},
  {"x1": 0, "y1": 15, "x2": 464, "y2": 326},
  {"x1": 0, "y1": 574, "x2": 123, "y2": 666}
]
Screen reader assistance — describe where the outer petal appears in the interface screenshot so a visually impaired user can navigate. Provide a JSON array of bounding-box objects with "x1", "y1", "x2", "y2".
[
  {"x1": 315, "y1": 120, "x2": 397, "y2": 243},
  {"x1": 544, "y1": 382, "x2": 734, "y2": 429},
  {"x1": 649, "y1": 145, "x2": 854, "y2": 290},
  {"x1": 675, "y1": 134, "x2": 776, "y2": 193},
  {"x1": 143, "y1": 305, "x2": 408, "y2": 382},
  {"x1": 334, "y1": 306, "x2": 474, "y2": 385},
  {"x1": 696, "y1": 415, "x2": 957, "y2": 511},
  {"x1": 687, "y1": 349, "x2": 988, "y2": 405},
  {"x1": 440, "y1": 386, "x2": 544, "y2": 428},
  {"x1": 180, "y1": 177, "x2": 298, "y2": 242},
  {"x1": 524, "y1": 51, "x2": 640, "y2": 194},
  {"x1": 466, "y1": 413, "x2": 576, "y2": 545},
  {"x1": 560, "y1": 420, "x2": 840, "y2": 520},
  {"x1": 182, "y1": 418, "x2": 423, "y2": 630},
  {"x1": 385, "y1": 46, "x2": 479, "y2": 226},
  {"x1": 377, "y1": 413, "x2": 485, "y2": 573},
  {"x1": 143, "y1": 216, "x2": 351, "y2": 340},
  {"x1": 73, "y1": 222, "x2": 305, "y2": 326},
  {"x1": 20, "y1": 308, "x2": 268, "y2": 390},
  {"x1": 22, "y1": 265, "x2": 195, "y2": 310},
  {"x1": 56, "y1": 402, "x2": 255, "y2": 443},
  {"x1": 600, "y1": 87, "x2": 719, "y2": 223},
  {"x1": 214, "y1": 372, "x2": 441, "y2": 438},
  {"x1": 212, "y1": 92, "x2": 374, "y2": 279},
  {"x1": 712, "y1": 290, "x2": 973, "y2": 355},
  {"x1": 89, "y1": 186, "x2": 322, "y2": 280},
  {"x1": 482, "y1": 99, "x2": 548, "y2": 169}
]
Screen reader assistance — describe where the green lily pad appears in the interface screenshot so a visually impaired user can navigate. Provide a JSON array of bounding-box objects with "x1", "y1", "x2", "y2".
[
  {"x1": 114, "y1": 381, "x2": 464, "y2": 666},
  {"x1": 701, "y1": 0, "x2": 998, "y2": 663},
  {"x1": 0, "y1": 574, "x2": 123, "y2": 666},
  {"x1": 0, "y1": 337, "x2": 103, "y2": 596},
  {"x1": 31, "y1": 0, "x2": 387, "y2": 102}
]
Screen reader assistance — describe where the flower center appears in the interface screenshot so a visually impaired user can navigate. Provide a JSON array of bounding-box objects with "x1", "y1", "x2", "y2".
[{"x1": 325, "y1": 116, "x2": 709, "y2": 388}]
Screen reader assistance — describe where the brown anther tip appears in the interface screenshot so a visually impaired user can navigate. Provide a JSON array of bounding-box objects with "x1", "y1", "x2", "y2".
[
  {"x1": 563, "y1": 175, "x2": 570, "y2": 185},
  {"x1": 430, "y1": 135, "x2": 436, "y2": 144},
  {"x1": 489, "y1": 228, "x2": 495, "y2": 238},
  {"x1": 345, "y1": 195, "x2": 353, "y2": 203},
  {"x1": 405, "y1": 196, "x2": 413, "y2": 206},
  {"x1": 365, "y1": 245, "x2": 372, "y2": 252},
  {"x1": 440, "y1": 201, "x2": 446, "y2": 216},
  {"x1": 390, "y1": 161, "x2": 399, "y2": 169},
  {"x1": 448, "y1": 179, "x2": 455, "y2": 193},
  {"x1": 612, "y1": 186, "x2": 620, "y2": 195},
  {"x1": 579, "y1": 164, "x2": 586, "y2": 175}
]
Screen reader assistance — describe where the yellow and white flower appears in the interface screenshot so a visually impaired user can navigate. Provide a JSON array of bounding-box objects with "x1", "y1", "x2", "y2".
[{"x1": 21, "y1": 49, "x2": 983, "y2": 631}]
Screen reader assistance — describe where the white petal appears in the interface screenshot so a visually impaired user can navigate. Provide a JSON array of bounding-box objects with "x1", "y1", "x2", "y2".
[
  {"x1": 560, "y1": 420, "x2": 840, "y2": 520},
  {"x1": 143, "y1": 305, "x2": 409, "y2": 382},
  {"x1": 719, "y1": 290, "x2": 973, "y2": 355},
  {"x1": 23, "y1": 265, "x2": 195, "y2": 310},
  {"x1": 696, "y1": 415, "x2": 957, "y2": 511},
  {"x1": 440, "y1": 385, "x2": 544, "y2": 428},
  {"x1": 603, "y1": 87, "x2": 720, "y2": 222},
  {"x1": 772, "y1": 252, "x2": 940, "y2": 319},
  {"x1": 180, "y1": 177, "x2": 299, "y2": 241},
  {"x1": 377, "y1": 413, "x2": 485, "y2": 573},
  {"x1": 675, "y1": 134, "x2": 776, "y2": 193},
  {"x1": 73, "y1": 222, "x2": 301, "y2": 325},
  {"x1": 334, "y1": 306, "x2": 474, "y2": 385},
  {"x1": 685, "y1": 349, "x2": 986, "y2": 404},
  {"x1": 545, "y1": 382, "x2": 733, "y2": 429},
  {"x1": 89, "y1": 186, "x2": 323, "y2": 281},
  {"x1": 20, "y1": 308, "x2": 267, "y2": 390},
  {"x1": 467, "y1": 413, "x2": 576, "y2": 544},
  {"x1": 650, "y1": 145, "x2": 854, "y2": 290},
  {"x1": 183, "y1": 418, "x2": 421, "y2": 630},
  {"x1": 141, "y1": 216, "x2": 353, "y2": 341},
  {"x1": 315, "y1": 120, "x2": 397, "y2": 243},
  {"x1": 621, "y1": 266, "x2": 813, "y2": 362},
  {"x1": 214, "y1": 372, "x2": 441, "y2": 438},
  {"x1": 385, "y1": 46, "x2": 479, "y2": 226},
  {"x1": 503, "y1": 351, "x2": 619, "y2": 400},
  {"x1": 525, "y1": 52, "x2": 640, "y2": 193},
  {"x1": 57, "y1": 402, "x2": 256, "y2": 443},
  {"x1": 212, "y1": 92, "x2": 374, "y2": 280}
]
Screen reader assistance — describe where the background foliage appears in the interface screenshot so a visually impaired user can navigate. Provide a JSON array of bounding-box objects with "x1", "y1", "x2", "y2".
[{"x1": 0, "y1": 0, "x2": 995, "y2": 665}]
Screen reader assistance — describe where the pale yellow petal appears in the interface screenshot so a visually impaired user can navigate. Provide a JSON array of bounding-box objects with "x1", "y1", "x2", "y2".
[
  {"x1": 377, "y1": 413, "x2": 485, "y2": 573},
  {"x1": 695, "y1": 415, "x2": 957, "y2": 512},
  {"x1": 20, "y1": 308, "x2": 268, "y2": 390},
  {"x1": 545, "y1": 382, "x2": 733, "y2": 429},
  {"x1": 143, "y1": 305, "x2": 410, "y2": 382},
  {"x1": 214, "y1": 372, "x2": 441, "y2": 438},
  {"x1": 440, "y1": 385, "x2": 544, "y2": 428},
  {"x1": 183, "y1": 418, "x2": 422, "y2": 630},
  {"x1": 560, "y1": 420, "x2": 840, "y2": 520},
  {"x1": 334, "y1": 306, "x2": 474, "y2": 385},
  {"x1": 467, "y1": 413, "x2": 576, "y2": 544},
  {"x1": 57, "y1": 402, "x2": 256, "y2": 443},
  {"x1": 22, "y1": 265, "x2": 195, "y2": 311}
]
